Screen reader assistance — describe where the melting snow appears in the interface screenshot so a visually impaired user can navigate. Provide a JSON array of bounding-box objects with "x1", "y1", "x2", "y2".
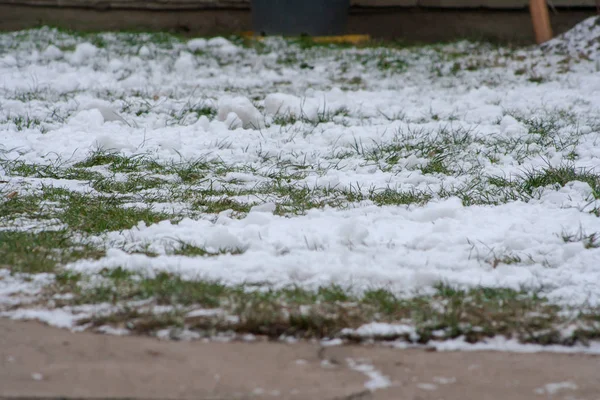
[{"x1": 1, "y1": 18, "x2": 600, "y2": 345}]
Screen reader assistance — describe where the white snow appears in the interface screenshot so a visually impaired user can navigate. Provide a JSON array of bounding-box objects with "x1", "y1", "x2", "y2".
[
  {"x1": 217, "y1": 96, "x2": 263, "y2": 129},
  {"x1": 187, "y1": 38, "x2": 207, "y2": 52},
  {"x1": 68, "y1": 42, "x2": 98, "y2": 65},
  {"x1": 42, "y1": 44, "x2": 63, "y2": 60},
  {"x1": 65, "y1": 201, "x2": 600, "y2": 305},
  {"x1": 341, "y1": 323, "x2": 417, "y2": 339},
  {"x1": 3, "y1": 308, "x2": 81, "y2": 328},
  {"x1": 417, "y1": 383, "x2": 437, "y2": 391},
  {"x1": 2, "y1": 19, "x2": 600, "y2": 347},
  {"x1": 428, "y1": 336, "x2": 600, "y2": 354},
  {"x1": 534, "y1": 381, "x2": 578, "y2": 395},
  {"x1": 31, "y1": 373, "x2": 44, "y2": 381},
  {"x1": 346, "y1": 358, "x2": 392, "y2": 391},
  {"x1": 433, "y1": 376, "x2": 456, "y2": 385},
  {"x1": 320, "y1": 338, "x2": 344, "y2": 347}
]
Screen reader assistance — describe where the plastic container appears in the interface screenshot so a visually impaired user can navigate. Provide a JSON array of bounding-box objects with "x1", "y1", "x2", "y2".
[{"x1": 251, "y1": 0, "x2": 350, "y2": 37}]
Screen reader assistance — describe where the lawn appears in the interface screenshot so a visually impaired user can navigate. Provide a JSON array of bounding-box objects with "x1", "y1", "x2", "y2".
[{"x1": 1, "y1": 18, "x2": 600, "y2": 349}]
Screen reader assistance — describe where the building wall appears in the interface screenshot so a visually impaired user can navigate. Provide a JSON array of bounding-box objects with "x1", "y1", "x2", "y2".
[{"x1": 0, "y1": 0, "x2": 596, "y2": 9}]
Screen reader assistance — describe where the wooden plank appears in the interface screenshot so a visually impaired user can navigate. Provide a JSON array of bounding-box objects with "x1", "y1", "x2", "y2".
[{"x1": 530, "y1": 0, "x2": 553, "y2": 43}]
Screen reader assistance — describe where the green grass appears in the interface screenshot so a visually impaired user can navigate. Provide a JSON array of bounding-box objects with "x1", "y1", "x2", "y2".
[
  {"x1": 521, "y1": 165, "x2": 600, "y2": 198},
  {"x1": 42, "y1": 270, "x2": 600, "y2": 345},
  {"x1": 0, "y1": 230, "x2": 104, "y2": 274},
  {"x1": 1, "y1": 187, "x2": 179, "y2": 235},
  {"x1": 74, "y1": 151, "x2": 154, "y2": 173},
  {"x1": 168, "y1": 241, "x2": 246, "y2": 257},
  {"x1": 369, "y1": 189, "x2": 431, "y2": 206},
  {"x1": 562, "y1": 229, "x2": 600, "y2": 249},
  {"x1": 2, "y1": 159, "x2": 103, "y2": 181},
  {"x1": 60, "y1": 193, "x2": 177, "y2": 234}
]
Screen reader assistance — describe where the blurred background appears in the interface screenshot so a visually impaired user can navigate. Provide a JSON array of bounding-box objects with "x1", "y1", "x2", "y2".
[{"x1": 0, "y1": 0, "x2": 598, "y2": 43}]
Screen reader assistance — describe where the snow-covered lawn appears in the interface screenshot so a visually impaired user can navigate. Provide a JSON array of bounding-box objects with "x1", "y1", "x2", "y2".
[{"x1": 1, "y1": 18, "x2": 600, "y2": 349}]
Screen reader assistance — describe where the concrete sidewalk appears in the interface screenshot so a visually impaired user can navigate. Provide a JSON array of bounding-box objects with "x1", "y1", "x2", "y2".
[{"x1": 1, "y1": 319, "x2": 599, "y2": 400}]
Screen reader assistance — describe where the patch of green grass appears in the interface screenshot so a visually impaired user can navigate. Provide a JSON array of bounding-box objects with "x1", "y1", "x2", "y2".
[
  {"x1": 269, "y1": 184, "x2": 333, "y2": 216},
  {"x1": 59, "y1": 193, "x2": 177, "y2": 234},
  {"x1": 369, "y1": 189, "x2": 431, "y2": 206},
  {"x1": 562, "y1": 229, "x2": 600, "y2": 249},
  {"x1": 2, "y1": 160, "x2": 102, "y2": 181},
  {"x1": 375, "y1": 53, "x2": 408, "y2": 73},
  {"x1": 4, "y1": 115, "x2": 44, "y2": 132},
  {"x1": 167, "y1": 103, "x2": 216, "y2": 125},
  {"x1": 165, "y1": 159, "x2": 231, "y2": 184},
  {"x1": 521, "y1": 165, "x2": 600, "y2": 198},
  {"x1": 141, "y1": 273, "x2": 228, "y2": 307},
  {"x1": 0, "y1": 194, "x2": 42, "y2": 220},
  {"x1": 527, "y1": 74, "x2": 546, "y2": 84},
  {"x1": 191, "y1": 196, "x2": 253, "y2": 215},
  {"x1": 90, "y1": 174, "x2": 168, "y2": 194},
  {"x1": 169, "y1": 241, "x2": 246, "y2": 257},
  {"x1": 74, "y1": 151, "x2": 152, "y2": 173},
  {"x1": 0, "y1": 230, "x2": 104, "y2": 274},
  {"x1": 46, "y1": 270, "x2": 600, "y2": 346},
  {"x1": 421, "y1": 153, "x2": 451, "y2": 175},
  {"x1": 356, "y1": 284, "x2": 568, "y2": 345},
  {"x1": 271, "y1": 106, "x2": 349, "y2": 127}
]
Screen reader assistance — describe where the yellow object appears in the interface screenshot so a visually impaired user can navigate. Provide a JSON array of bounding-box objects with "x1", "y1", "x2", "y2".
[
  {"x1": 241, "y1": 32, "x2": 371, "y2": 45},
  {"x1": 312, "y1": 34, "x2": 371, "y2": 45}
]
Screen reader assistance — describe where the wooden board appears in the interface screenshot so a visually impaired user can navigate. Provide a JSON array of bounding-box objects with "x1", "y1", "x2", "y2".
[{"x1": 530, "y1": 0, "x2": 553, "y2": 43}]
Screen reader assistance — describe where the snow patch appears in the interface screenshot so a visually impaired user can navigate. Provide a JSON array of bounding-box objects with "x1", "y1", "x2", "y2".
[
  {"x1": 346, "y1": 359, "x2": 392, "y2": 391},
  {"x1": 217, "y1": 96, "x2": 263, "y2": 129},
  {"x1": 68, "y1": 42, "x2": 98, "y2": 65},
  {"x1": 534, "y1": 381, "x2": 578, "y2": 395}
]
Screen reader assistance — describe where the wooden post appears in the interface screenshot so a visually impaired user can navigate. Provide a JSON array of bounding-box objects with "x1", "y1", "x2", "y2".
[{"x1": 530, "y1": 0, "x2": 553, "y2": 44}]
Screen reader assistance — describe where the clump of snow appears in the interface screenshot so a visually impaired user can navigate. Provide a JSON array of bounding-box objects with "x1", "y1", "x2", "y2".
[
  {"x1": 342, "y1": 323, "x2": 417, "y2": 340},
  {"x1": 187, "y1": 38, "x2": 207, "y2": 52},
  {"x1": 174, "y1": 52, "x2": 195, "y2": 74},
  {"x1": 42, "y1": 44, "x2": 63, "y2": 60},
  {"x1": 81, "y1": 102, "x2": 130, "y2": 125},
  {"x1": 433, "y1": 376, "x2": 456, "y2": 385},
  {"x1": 68, "y1": 42, "x2": 98, "y2": 64},
  {"x1": 417, "y1": 383, "x2": 437, "y2": 391},
  {"x1": 206, "y1": 37, "x2": 239, "y2": 55},
  {"x1": 264, "y1": 93, "x2": 319, "y2": 121},
  {"x1": 534, "y1": 381, "x2": 578, "y2": 395},
  {"x1": 320, "y1": 338, "x2": 343, "y2": 347},
  {"x1": 217, "y1": 96, "x2": 263, "y2": 129},
  {"x1": 96, "y1": 325, "x2": 130, "y2": 336},
  {"x1": 250, "y1": 202, "x2": 277, "y2": 213},
  {"x1": 429, "y1": 336, "x2": 600, "y2": 354},
  {"x1": 68, "y1": 109, "x2": 106, "y2": 127},
  {"x1": 346, "y1": 359, "x2": 392, "y2": 391},
  {"x1": 3, "y1": 308, "x2": 81, "y2": 328},
  {"x1": 1, "y1": 54, "x2": 17, "y2": 67},
  {"x1": 31, "y1": 373, "x2": 44, "y2": 381},
  {"x1": 138, "y1": 45, "x2": 151, "y2": 57}
]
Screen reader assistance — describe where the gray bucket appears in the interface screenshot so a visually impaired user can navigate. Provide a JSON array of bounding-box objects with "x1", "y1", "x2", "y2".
[{"x1": 251, "y1": 0, "x2": 350, "y2": 37}]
